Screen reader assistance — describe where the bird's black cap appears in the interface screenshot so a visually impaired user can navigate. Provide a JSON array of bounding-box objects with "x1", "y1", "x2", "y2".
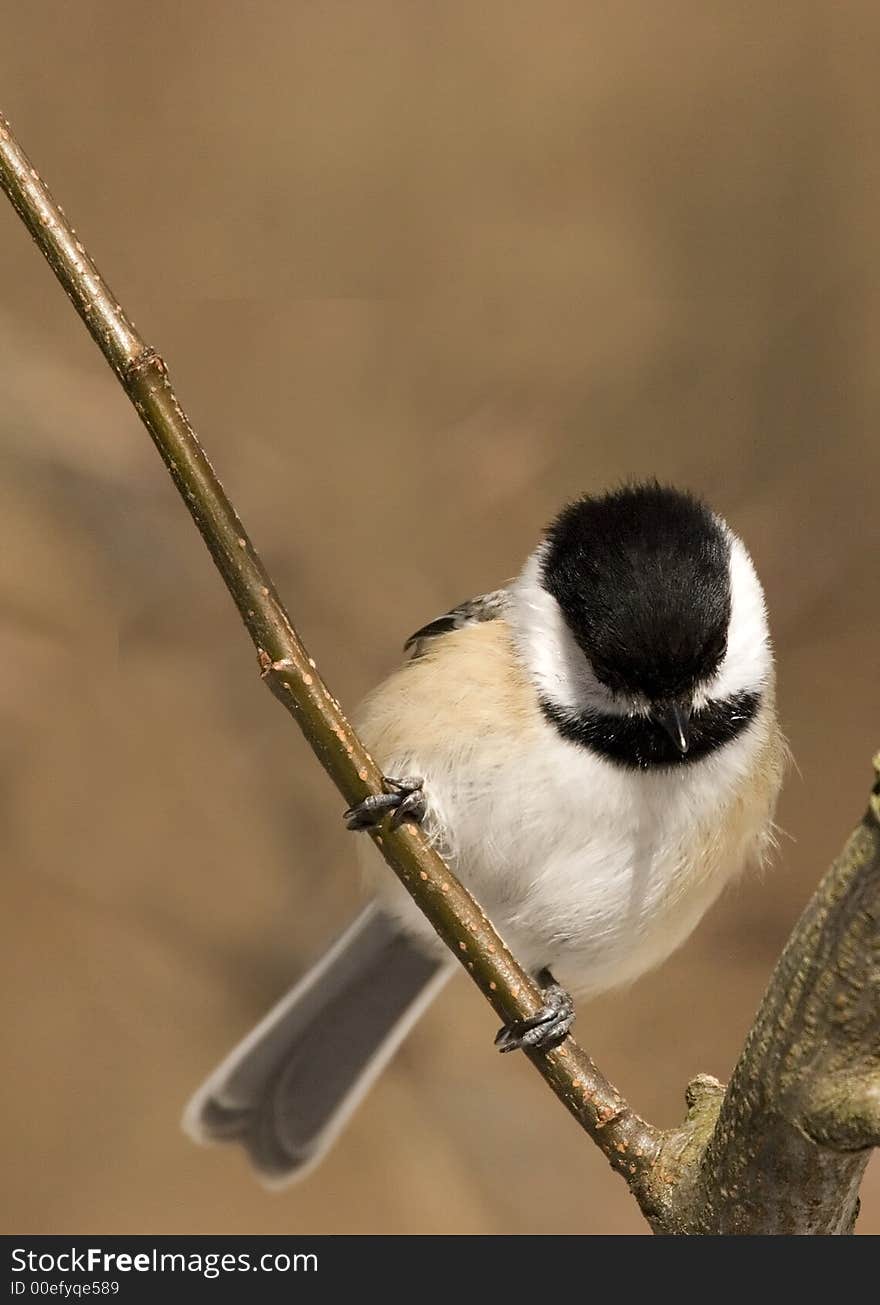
[{"x1": 541, "y1": 483, "x2": 731, "y2": 702}]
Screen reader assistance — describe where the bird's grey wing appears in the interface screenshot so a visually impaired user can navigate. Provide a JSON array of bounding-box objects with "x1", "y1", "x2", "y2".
[{"x1": 403, "y1": 587, "x2": 510, "y2": 658}]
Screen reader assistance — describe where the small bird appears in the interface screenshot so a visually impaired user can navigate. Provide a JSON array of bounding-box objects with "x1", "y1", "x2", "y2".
[{"x1": 184, "y1": 483, "x2": 785, "y2": 1184}]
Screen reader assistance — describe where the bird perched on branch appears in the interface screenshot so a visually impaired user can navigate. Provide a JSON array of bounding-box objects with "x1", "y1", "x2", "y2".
[{"x1": 185, "y1": 482, "x2": 785, "y2": 1184}]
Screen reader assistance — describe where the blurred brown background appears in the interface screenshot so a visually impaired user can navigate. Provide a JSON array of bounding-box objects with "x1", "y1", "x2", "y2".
[{"x1": 1, "y1": 2, "x2": 878, "y2": 1236}]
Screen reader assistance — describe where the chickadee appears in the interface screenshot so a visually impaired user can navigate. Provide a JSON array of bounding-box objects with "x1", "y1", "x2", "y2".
[{"x1": 184, "y1": 483, "x2": 785, "y2": 1185}]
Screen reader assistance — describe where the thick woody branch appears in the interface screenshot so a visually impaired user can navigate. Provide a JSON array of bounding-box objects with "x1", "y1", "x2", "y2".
[
  {"x1": 675, "y1": 771, "x2": 880, "y2": 1234},
  {"x1": 635, "y1": 762, "x2": 880, "y2": 1234},
  {"x1": 0, "y1": 111, "x2": 662, "y2": 1214}
]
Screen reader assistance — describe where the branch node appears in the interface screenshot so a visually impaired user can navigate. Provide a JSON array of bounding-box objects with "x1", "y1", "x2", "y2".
[
  {"x1": 685, "y1": 1073, "x2": 725, "y2": 1120},
  {"x1": 257, "y1": 647, "x2": 297, "y2": 683},
  {"x1": 122, "y1": 345, "x2": 166, "y2": 384}
]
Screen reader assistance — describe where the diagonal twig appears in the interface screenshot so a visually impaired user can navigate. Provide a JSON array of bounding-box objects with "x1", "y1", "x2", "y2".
[{"x1": 0, "y1": 110, "x2": 663, "y2": 1213}]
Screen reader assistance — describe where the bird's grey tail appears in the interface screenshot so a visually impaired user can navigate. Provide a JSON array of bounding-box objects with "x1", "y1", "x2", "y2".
[{"x1": 183, "y1": 905, "x2": 452, "y2": 1186}]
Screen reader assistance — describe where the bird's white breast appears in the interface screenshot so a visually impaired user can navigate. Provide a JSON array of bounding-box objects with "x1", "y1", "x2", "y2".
[{"x1": 356, "y1": 620, "x2": 784, "y2": 996}]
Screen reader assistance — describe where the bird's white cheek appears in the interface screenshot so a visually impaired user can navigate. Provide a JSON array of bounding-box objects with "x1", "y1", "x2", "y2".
[{"x1": 704, "y1": 533, "x2": 774, "y2": 701}]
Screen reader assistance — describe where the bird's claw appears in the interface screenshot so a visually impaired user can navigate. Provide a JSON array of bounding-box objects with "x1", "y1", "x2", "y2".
[
  {"x1": 495, "y1": 970, "x2": 575, "y2": 1053},
  {"x1": 344, "y1": 775, "x2": 427, "y2": 831}
]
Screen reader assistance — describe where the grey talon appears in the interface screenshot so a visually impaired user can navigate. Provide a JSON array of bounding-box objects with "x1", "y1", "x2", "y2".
[
  {"x1": 343, "y1": 792, "x2": 400, "y2": 831},
  {"x1": 344, "y1": 775, "x2": 426, "y2": 832},
  {"x1": 389, "y1": 788, "x2": 427, "y2": 829},
  {"x1": 495, "y1": 970, "x2": 575, "y2": 1054}
]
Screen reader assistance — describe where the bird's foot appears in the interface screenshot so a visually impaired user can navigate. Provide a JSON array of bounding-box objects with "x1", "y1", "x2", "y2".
[
  {"x1": 494, "y1": 969, "x2": 575, "y2": 1053},
  {"x1": 344, "y1": 775, "x2": 427, "y2": 831}
]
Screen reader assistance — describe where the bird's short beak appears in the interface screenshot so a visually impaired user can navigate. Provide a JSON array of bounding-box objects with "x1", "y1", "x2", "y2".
[{"x1": 653, "y1": 701, "x2": 692, "y2": 754}]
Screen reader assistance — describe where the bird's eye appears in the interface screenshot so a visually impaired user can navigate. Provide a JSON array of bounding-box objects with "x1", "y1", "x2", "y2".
[{"x1": 702, "y1": 629, "x2": 728, "y2": 667}]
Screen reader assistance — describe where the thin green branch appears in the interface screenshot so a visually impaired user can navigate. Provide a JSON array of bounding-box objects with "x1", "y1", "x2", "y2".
[{"x1": 0, "y1": 110, "x2": 663, "y2": 1211}]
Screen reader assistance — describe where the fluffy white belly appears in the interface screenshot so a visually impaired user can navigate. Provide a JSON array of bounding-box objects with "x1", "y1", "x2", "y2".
[
  {"x1": 366, "y1": 718, "x2": 774, "y2": 994},
  {"x1": 356, "y1": 620, "x2": 782, "y2": 997}
]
